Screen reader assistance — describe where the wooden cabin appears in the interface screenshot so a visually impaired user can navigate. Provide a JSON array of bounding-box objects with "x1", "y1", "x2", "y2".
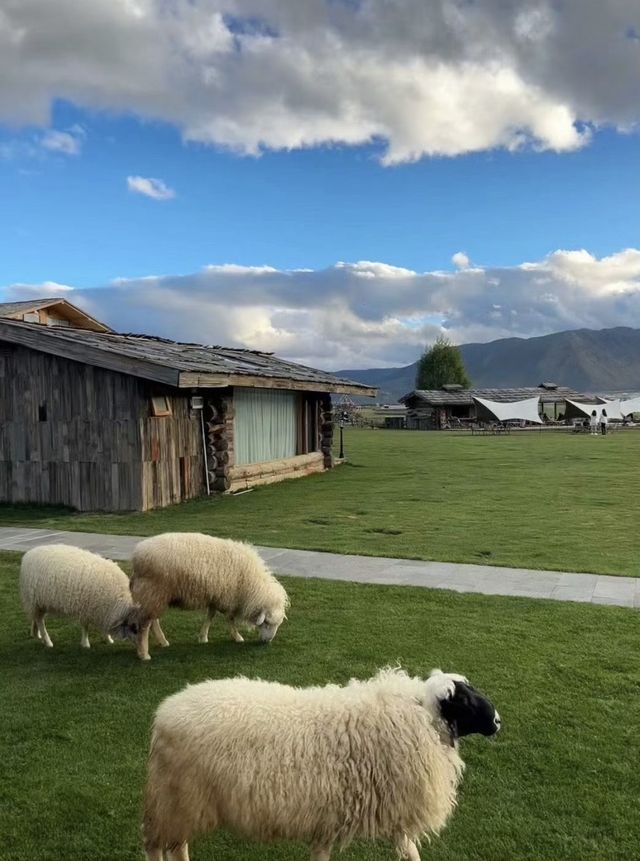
[
  {"x1": 401, "y1": 383, "x2": 585, "y2": 429},
  {"x1": 0, "y1": 300, "x2": 374, "y2": 511}
]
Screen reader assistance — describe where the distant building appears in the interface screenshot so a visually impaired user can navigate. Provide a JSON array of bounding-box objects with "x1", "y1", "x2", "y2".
[
  {"x1": 0, "y1": 298, "x2": 374, "y2": 511},
  {"x1": 401, "y1": 383, "x2": 585, "y2": 429}
]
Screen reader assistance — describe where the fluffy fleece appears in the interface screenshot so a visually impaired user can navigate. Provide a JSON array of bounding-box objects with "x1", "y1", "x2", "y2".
[
  {"x1": 19, "y1": 544, "x2": 145, "y2": 649},
  {"x1": 143, "y1": 669, "x2": 473, "y2": 859},
  {"x1": 130, "y1": 532, "x2": 289, "y2": 658}
]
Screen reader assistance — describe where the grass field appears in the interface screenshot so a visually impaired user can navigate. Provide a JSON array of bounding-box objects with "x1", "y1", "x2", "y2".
[
  {"x1": 1, "y1": 430, "x2": 639, "y2": 576},
  {"x1": 1, "y1": 550, "x2": 639, "y2": 861}
]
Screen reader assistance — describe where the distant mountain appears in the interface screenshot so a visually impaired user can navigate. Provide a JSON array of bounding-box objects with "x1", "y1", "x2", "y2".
[{"x1": 337, "y1": 327, "x2": 640, "y2": 403}]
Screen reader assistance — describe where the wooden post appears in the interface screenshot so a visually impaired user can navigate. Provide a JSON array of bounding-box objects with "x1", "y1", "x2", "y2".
[
  {"x1": 320, "y1": 393, "x2": 334, "y2": 469},
  {"x1": 205, "y1": 393, "x2": 235, "y2": 492}
]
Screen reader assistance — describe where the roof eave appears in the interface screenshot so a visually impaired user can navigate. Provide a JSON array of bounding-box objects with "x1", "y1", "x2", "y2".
[{"x1": 178, "y1": 370, "x2": 376, "y2": 396}]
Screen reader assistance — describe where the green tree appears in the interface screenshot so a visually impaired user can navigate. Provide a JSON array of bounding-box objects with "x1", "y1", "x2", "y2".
[{"x1": 415, "y1": 336, "x2": 471, "y2": 389}]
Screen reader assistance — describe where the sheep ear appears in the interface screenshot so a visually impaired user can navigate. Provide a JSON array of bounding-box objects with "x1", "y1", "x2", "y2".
[{"x1": 254, "y1": 611, "x2": 266, "y2": 626}]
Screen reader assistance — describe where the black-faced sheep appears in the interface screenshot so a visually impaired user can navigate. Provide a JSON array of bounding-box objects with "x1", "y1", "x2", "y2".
[
  {"x1": 20, "y1": 544, "x2": 148, "y2": 651},
  {"x1": 142, "y1": 668, "x2": 501, "y2": 860},
  {"x1": 130, "y1": 532, "x2": 289, "y2": 661}
]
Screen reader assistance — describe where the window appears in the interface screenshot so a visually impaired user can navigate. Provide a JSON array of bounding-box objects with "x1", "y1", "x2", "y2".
[
  {"x1": 151, "y1": 395, "x2": 172, "y2": 417},
  {"x1": 23, "y1": 311, "x2": 39, "y2": 323},
  {"x1": 38, "y1": 402, "x2": 47, "y2": 422},
  {"x1": 234, "y1": 388, "x2": 297, "y2": 465}
]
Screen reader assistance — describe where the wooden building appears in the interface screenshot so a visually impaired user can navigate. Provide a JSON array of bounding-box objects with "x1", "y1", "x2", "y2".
[
  {"x1": 0, "y1": 297, "x2": 110, "y2": 332},
  {"x1": 401, "y1": 383, "x2": 585, "y2": 429},
  {"x1": 0, "y1": 300, "x2": 374, "y2": 512}
]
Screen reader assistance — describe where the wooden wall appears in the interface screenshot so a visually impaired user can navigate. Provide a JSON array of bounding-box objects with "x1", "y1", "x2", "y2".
[
  {"x1": 0, "y1": 344, "x2": 145, "y2": 510},
  {"x1": 140, "y1": 388, "x2": 204, "y2": 510},
  {"x1": 0, "y1": 344, "x2": 205, "y2": 511}
]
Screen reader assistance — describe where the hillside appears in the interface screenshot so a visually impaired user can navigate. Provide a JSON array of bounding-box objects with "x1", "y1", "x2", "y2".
[{"x1": 337, "y1": 327, "x2": 640, "y2": 403}]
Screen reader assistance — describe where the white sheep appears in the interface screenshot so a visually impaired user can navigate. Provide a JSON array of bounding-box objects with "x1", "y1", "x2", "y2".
[
  {"x1": 142, "y1": 667, "x2": 501, "y2": 861},
  {"x1": 130, "y1": 532, "x2": 289, "y2": 661},
  {"x1": 20, "y1": 544, "x2": 148, "y2": 651}
]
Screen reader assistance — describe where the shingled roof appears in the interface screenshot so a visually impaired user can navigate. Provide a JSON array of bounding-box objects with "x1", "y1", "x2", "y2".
[
  {"x1": 0, "y1": 317, "x2": 375, "y2": 396},
  {"x1": 401, "y1": 385, "x2": 585, "y2": 406}
]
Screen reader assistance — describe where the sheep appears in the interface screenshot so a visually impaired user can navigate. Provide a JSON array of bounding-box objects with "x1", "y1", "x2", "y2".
[
  {"x1": 130, "y1": 532, "x2": 289, "y2": 661},
  {"x1": 142, "y1": 667, "x2": 501, "y2": 860},
  {"x1": 20, "y1": 544, "x2": 149, "y2": 651}
]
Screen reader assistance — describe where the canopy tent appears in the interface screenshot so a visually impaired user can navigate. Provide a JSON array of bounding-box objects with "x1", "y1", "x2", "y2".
[
  {"x1": 473, "y1": 396, "x2": 542, "y2": 424},
  {"x1": 564, "y1": 399, "x2": 623, "y2": 420},
  {"x1": 619, "y1": 396, "x2": 640, "y2": 416}
]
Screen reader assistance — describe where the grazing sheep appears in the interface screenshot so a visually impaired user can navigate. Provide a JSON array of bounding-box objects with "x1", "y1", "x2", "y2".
[
  {"x1": 142, "y1": 667, "x2": 501, "y2": 860},
  {"x1": 130, "y1": 533, "x2": 289, "y2": 661},
  {"x1": 20, "y1": 544, "x2": 148, "y2": 651}
]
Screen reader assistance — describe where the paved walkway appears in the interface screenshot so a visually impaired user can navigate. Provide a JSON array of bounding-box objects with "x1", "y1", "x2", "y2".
[{"x1": 0, "y1": 526, "x2": 638, "y2": 608}]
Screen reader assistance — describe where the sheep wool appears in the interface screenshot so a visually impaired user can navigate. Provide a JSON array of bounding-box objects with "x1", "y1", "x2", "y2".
[
  {"x1": 130, "y1": 532, "x2": 289, "y2": 658},
  {"x1": 20, "y1": 544, "x2": 144, "y2": 649},
  {"x1": 143, "y1": 669, "x2": 475, "y2": 860}
]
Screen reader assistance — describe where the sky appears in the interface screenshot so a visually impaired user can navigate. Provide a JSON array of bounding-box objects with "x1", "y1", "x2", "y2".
[{"x1": 1, "y1": 0, "x2": 639, "y2": 370}]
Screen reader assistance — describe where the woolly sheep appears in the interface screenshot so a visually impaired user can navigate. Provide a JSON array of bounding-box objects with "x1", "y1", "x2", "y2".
[
  {"x1": 142, "y1": 667, "x2": 501, "y2": 860},
  {"x1": 130, "y1": 532, "x2": 289, "y2": 661},
  {"x1": 20, "y1": 544, "x2": 149, "y2": 651}
]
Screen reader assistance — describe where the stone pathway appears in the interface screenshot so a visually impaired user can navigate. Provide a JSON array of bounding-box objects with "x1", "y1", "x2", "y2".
[{"x1": 0, "y1": 526, "x2": 637, "y2": 609}]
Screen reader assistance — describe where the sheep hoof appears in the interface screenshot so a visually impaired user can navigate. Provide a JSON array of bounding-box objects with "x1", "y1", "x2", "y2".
[
  {"x1": 198, "y1": 637, "x2": 208, "y2": 644},
  {"x1": 139, "y1": 654, "x2": 152, "y2": 662}
]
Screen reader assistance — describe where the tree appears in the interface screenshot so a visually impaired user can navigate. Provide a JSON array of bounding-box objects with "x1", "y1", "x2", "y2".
[{"x1": 415, "y1": 336, "x2": 471, "y2": 389}]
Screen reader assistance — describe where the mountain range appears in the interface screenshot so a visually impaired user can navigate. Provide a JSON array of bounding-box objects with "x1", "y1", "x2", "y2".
[{"x1": 336, "y1": 327, "x2": 640, "y2": 403}]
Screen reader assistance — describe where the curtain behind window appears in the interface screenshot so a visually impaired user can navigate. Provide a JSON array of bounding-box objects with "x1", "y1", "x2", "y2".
[{"x1": 234, "y1": 388, "x2": 297, "y2": 465}]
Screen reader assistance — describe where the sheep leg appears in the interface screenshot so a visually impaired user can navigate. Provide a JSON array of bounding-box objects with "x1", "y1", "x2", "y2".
[
  {"x1": 105, "y1": 634, "x2": 114, "y2": 644},
  {"x1": 137, "y1": 621, "x2": 153, "y2": 661},
  {"x1": 310, "y1": 846, "x2": 332, "y2": 861},
  {"x1": 143, "y1": 849, "x2": 164, "y2": 861},
  {"x1": 80, "y1": 626, "x2": 91, "y2": 649},
  {"x1": 166, "y1": 844, "x2": 189, "y2": 860},
  {"x1": 398, "y1": 837, "x2": 420, "y2": 861},
  {"x1": 35, "y1": 613, "x2": 53, "y2": 648},
  {"x1": 30, "y1": 619, "x2": 41, "y2": 639},
  {"x1": 228, "y1": 620, "x2": 244, "y2": 643},
  {"x1": 198, "y1": 608, "x2": 216, "y2": 644},
  {"x1": 152, "y1": 619, "x2": 170, "y2": 647}
]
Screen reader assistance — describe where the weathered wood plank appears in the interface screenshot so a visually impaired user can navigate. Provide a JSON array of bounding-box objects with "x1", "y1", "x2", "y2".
[{"x1": 178, "y1": 371, "x2": 375, "y2": 396}]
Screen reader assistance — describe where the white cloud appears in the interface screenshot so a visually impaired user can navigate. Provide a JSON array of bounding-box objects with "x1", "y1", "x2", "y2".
[
  {"x1": 126, "y1": 176, "x2": 175, "y2": 200},
  {"x1": 0, "y1": 1, "x2": 638, "y2": 162},
  {"x1": 4, "y1": 248, "x2": 640, "y2": 369},
  {"x1": 5, "y1": 281, "x2": 75, "y2": 297},
  {"x1": 452, "y1": 251, "x2": 470, "y2": 270},
  {"x1": 40, "y1": 126, "x2": 85, "y2": 156}
]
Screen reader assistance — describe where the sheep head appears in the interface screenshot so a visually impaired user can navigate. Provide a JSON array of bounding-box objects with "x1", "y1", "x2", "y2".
[
  {"x1": 251, "y1": 606, "x2": 286, "y2": 643},
  {"x1": 111, "y1": 605, "x2": 150, "y2": 642},
  {"x1": 424, "y1": 670, "x2": 501, "y2": 740}
]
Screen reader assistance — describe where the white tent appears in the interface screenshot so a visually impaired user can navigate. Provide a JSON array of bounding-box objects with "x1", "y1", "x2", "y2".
[
  {"x1": 564, "y1": 399, "x2": 623, "y2": 420},
  {"x1": 619, "y1": 396, "x2": 640, "y2": 416},
  {"x1": 473, "y1": 396, "x2": 542, "y2": 424}
]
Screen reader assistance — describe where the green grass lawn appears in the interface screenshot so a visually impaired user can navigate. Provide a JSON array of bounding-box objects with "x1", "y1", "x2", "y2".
[
  {"x1": 2, "y1": 430, "x2": 639, "y2": 576},
  {"x1": 1, "y1": 550, "x2": 638, "y2": 861}
]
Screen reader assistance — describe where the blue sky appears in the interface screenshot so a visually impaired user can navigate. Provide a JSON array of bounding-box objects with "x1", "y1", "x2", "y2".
[
  {"x1": 3, "y1": 103, "x2": 639, "y2": 289},
  {"x1": 1, "y1": 1, "x2": 640, "y2": 369}
]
